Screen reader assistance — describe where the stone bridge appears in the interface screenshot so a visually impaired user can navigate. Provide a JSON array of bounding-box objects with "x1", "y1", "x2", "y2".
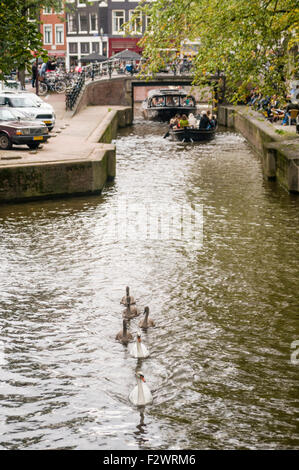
[{"x1": 73, "y1": 74, "x2": 221, "y2": 116}]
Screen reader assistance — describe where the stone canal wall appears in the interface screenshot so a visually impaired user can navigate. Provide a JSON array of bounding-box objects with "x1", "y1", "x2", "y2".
[
  {"x1": 218, "y1": 105, "x2": 299, "y2": 193},
  {"x1": 0, "y1": 106, "x2": 132, "y2": 204}
]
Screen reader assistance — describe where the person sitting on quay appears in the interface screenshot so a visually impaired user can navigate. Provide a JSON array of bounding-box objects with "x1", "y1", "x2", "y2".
[{"x1": 281, "y1": 97, "x2": 299, "y2": 125}]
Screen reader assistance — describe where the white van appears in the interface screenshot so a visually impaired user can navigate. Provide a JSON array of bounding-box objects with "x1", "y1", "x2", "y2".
[{"x1": 0, "y1": 92, "x2": 56, "y2": 131}]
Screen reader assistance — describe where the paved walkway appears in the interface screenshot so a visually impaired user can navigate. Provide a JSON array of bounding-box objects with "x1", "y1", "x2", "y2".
[{"x1": 0, "y1": 88, "x2": 123, "y2": 166}]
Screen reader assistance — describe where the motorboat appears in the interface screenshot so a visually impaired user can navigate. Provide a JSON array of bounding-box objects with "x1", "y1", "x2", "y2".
[{"x1": 141, "y1": 88, "x2": 196, "y2": 121}]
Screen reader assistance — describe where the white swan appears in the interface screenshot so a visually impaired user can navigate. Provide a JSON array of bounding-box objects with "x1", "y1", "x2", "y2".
[
  {"x1": 115, "y1": 319, "x2": 133, "y2": 345},
  {"x1": 138, "y1": 306, "x2": 155, "y2": 329},
  {"x1": 129, "y1": 332, "x2": 149, "y2": 358},
  {"x1": 129, "y1": 371, "x2": 153, "y2": 406},
  {"x1": 120, "y1": 286, "x2": 136, "y2": 306}
]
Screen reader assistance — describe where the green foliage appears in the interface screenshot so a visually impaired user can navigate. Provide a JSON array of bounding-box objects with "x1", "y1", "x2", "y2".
[
  {"x1": 132, "y1": 0, "x2": 299, "y2": 102},
  {"x1": 0, "y1": 1, "x2": 63, "y2": 79}
]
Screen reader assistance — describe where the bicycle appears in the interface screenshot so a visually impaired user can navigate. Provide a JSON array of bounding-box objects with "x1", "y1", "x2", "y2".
[{"x1": 38, "y1": 76, "x2": 66, "y2": 96}]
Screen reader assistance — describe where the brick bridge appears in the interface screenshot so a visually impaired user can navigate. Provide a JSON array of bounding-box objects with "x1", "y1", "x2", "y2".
[{"x1": 73, "y1": 74, "x2": 222, "y2": 116}]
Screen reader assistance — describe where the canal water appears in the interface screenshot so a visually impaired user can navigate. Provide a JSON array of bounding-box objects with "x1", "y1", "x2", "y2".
[{"x1": 0, "y1": 118, "x2": 298, "y2": 450}]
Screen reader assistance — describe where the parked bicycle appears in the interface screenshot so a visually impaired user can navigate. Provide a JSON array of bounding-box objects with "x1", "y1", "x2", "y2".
[{"x1": 38, "y1": 76, "x2": 66, "y2": 96}]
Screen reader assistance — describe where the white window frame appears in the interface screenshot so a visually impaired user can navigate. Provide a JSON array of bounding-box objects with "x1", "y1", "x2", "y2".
[
  {"x1": 43, "y1": 7, "x2": 52, "y2": 15},
  {"x1": 89, "y1": 12, "x2": 98, "y2": 32},
  {"x1": 55, "y1": 24, "x2": 64, "y2": 45},
  {"x1": 78, "y1": 0, "x2": 86, "y2": 7},
  {"x1": 112, "y1": 10, "x2": 125, "y2": 35},
  {"x1": 80, "y1": 42, "x2": 90, "y2": 54},
  {"x1": 79, "y1": 13, "x2": 88, "y2": 33},
  {"x1": 129, "y1": 10, "x2": 142, "y2": 34},
  {"x1": 43, "y1": 24, "x2": 53, "y2": 45},
  {"x1": 67, "y1": 14, "x2": 77, "y2": 34},
  {"x1": 55, "y1": 1, "x2": 64, "y2": 14}
]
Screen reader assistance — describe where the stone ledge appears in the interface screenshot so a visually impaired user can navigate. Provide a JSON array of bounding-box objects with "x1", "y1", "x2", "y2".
[{"x1": 218, "y1": 105, "x2": 299, "y2": 193}]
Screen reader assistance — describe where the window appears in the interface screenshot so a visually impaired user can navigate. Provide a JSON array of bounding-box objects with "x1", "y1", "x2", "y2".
[
  {"x1": 68, "y1": 14, "x2": 77, "y2": 33},
  {"x1": 55, "y1": 25, "x2": 64, "y2": 45},
  {"x1": 129, "y1": 10, "x2": 142, "y2": 34},
  {"x1": 78, "y1": 0, "x2": 86, "y2": 6},
  {"x1": 43, "y1": 7, "x2": 52, "y2": 14},
  {"x1": 112, "y1": 10, "x2": 125, "y2": 34},
  {"x1": 145, "y1": 15, "x2": 151, "y2": 30},
  {"x1": 55, "y1": 1, "x2": 63, "y2": 14},
  {"x1": 44, "y1": 25, "x2": 53, "y2": 45},
  {"x1": 79, "y1": 14, "x2": 88, "y2": 32},
  {"x1": 81, "y1": 42, "x2": 89, "y2": 54},
  {"x1": 92, "y1": 42, "x2": 99, "y2": 54},
  {"x1": 90, "y1": 13, "x2": 98, "y2": 32},
  {"x1": 69, "y1": 43, "x2": 78, "y2": 54}
]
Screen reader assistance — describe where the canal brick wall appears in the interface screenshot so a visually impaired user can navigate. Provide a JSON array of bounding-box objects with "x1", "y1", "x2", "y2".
[
  {"x1": 218, "y1": 105, "x2": 299, "y2": 193},
  {"x1": 0, "y1": 105, "x2": 132, "y2": 204}
]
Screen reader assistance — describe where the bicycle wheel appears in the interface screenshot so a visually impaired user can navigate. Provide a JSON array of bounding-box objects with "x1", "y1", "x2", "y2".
[
  {"x1": 38, "y1": 82, "x2": 48, "y2": 96},
  {"x1": 55, "y1": 81, "x2": 66, "y2": 93}
]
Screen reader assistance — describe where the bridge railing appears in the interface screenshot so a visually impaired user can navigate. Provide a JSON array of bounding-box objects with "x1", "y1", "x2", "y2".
[{"x1": 64, "y1": 60, "x2": 196, "y2": 110}]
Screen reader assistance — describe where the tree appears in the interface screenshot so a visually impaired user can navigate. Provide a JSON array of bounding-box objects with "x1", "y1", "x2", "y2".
[
  {"x1": 131, "y1": 0, "x2": 299, "y2": 102},
  {"x1": 0, "y1": 1, "x2": 63, "y2": 80}
]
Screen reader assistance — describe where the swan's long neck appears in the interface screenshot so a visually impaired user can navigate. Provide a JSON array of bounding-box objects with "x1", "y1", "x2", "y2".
[
  {"x1": 144, "y1": 310, "x2": 149, "y2": 326},
  {"x1": 137, "y1": 339, "x2": 143, "y2": 355},
  {"x1": 137, "y1": 377, "x2": 146, "y2": 405},
  {"x1": 123, "y1": 321, "x2": 127, "y2": 337},
  {"x1": 126, "y1": 295, "x2": 131, "y2": 310}
]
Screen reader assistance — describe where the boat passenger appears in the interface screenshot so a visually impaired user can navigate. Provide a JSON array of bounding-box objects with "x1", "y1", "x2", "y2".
[
  {"x1": 188, "y1": 113, "x2": 197, "y2": 128},
  {"x1": 166, "y1": 96, "x2": 175, "y2": 106},
  {"x1": 179, "y1": 114, "x2": 189, "y2": 128},
  {"x1": 210, "y1": 114, "x2": 217, "y2": 128},
  {"x1": 170, "y1": 114, "x2": 181, "y2": 129},
  {"x1": 199, "y1": 111, "x2": 211, "y2": 129}
]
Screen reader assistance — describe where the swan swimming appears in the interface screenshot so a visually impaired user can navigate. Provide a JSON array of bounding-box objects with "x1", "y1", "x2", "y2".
[
  {"x1": 120, "y1": 286, "x2": 136, "y2": 306},
  {"x1": 115, "y1": 319, "x2": 133, "y2": 344},
  {"x1": 129, "y1": 371, "x2": 153, "y2": 406},
  {"x1": 122, "y1": 299, "x2": 140, "y2": 320},
  {"x1": 129, "y1": 331, "x2": 150, "y2": 358},
  {"x1": 138, "y1": 306, "x2": 155, "y2": 329}
]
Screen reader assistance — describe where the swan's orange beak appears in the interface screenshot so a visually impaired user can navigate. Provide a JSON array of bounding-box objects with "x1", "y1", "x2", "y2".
[
  {"x1": 141, "y1": 376, "x2": 145, "y2": 382},
  {"x1": 137, "y1": 336, "x2": 141, "y2": 343}
]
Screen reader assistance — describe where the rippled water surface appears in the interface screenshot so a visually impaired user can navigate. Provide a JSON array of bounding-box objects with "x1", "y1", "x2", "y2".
[{"x1": 0, "y1": 117, "x2": 298, "y2": 449}]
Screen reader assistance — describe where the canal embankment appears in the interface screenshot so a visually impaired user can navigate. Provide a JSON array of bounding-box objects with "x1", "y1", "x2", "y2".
[
  {"x1": 0, "y1": 100, "x2": 132, "y2": 203},
  {"x1": 218, "y1": 105, "x2": 299, "y2": 193}
]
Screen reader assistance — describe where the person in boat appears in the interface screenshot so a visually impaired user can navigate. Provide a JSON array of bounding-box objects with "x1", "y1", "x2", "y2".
[
  {"x1": 199, "y1": 111, "x2": 211, "y2": 129},
  {"x1": 179, "y1": 114, "x2": 189, "y2": 128},
  {"x1": 210, "y1": 113, "x2": 217, "y2": 129},
  {"x1": 170, "y1": 114, "x2": 181, "y2": 129},
  {"x1": 166, "y1": 96, "x2": 175, "y2": 107},
  {"x1": 188, "y1": 113, "x2": 197, "y2": 128}
]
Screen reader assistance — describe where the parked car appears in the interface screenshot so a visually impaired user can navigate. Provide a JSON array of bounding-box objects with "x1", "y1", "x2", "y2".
[
  {"x1": 0, "y1": 93, "x2": 56, "y2": 130},
  {"x1": 0, "y1": 107, "x2": 50, "y2": 150}
]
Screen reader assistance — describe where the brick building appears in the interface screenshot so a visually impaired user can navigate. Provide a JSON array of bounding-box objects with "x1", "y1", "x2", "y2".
[{"x1": 39, "y1": 3, "x2": 66, "y2": 62}]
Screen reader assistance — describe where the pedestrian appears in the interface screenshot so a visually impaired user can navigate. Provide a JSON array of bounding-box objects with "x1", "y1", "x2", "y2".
[{"x1": 31, "y1": 62, "x2": 37, "y2": 88}]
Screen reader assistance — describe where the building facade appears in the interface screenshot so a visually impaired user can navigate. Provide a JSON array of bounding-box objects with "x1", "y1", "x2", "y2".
[
  {"x1": 64, "y1": 0, "x2": 147, "y2": 70},
  {"x1": 39, "y1": 3, "x2": 66, "y2": 61}
]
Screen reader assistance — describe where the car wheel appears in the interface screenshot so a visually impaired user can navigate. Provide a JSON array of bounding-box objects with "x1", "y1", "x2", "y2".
[
  {"x1": 0, "y1": 133, "x2": 12, "y2": 150},
  {"x1": 27, "y1": 143, "x2": 40, "y2": 149}
]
